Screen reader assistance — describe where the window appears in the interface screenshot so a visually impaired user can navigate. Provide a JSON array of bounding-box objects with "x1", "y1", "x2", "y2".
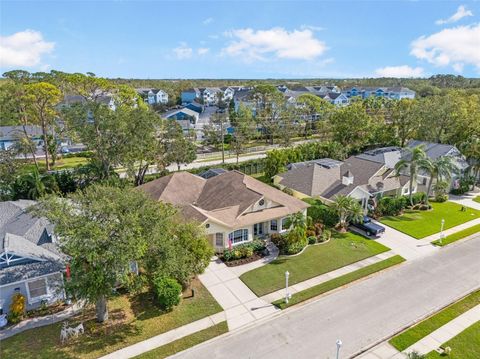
[
  {"x1": 228, "y1": 229, "x2": 249, "y2": 244},
  {"x1": 215, "y1": 233, "x2": 224, "y2": 247},
  {"x1": 281, "y1": 218, "x2": 289, "y2": 231},
  {"x1": 270, "y1": 220, "x2": 278, "y2": 231},
  {"x1": 27, "y1": 278, "x2": 48, "y2": 301}
]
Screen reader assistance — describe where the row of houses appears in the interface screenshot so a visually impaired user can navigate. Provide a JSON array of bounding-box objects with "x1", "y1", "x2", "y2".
[
  {"x1": 136, "y1": 88, "x2": 169, "y2": 105},
  {"x1": 0, "y1": 139, "x2": 469, "y2": 315},
  {"x1": 274, "y1": 140, "x2": 468, "y2": 209},
  {"x1": 180, "y1": 84, "x2": 416, "y2": 109}
]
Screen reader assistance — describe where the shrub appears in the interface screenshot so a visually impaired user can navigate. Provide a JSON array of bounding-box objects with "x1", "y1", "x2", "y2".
[
  {"x1": 7, "y1": 293, "x2": 26, "y2": 324},
  {"x1": 376, "y1": 196, "x2": 407, "y2": 217},
  {"x1": 271, "y1": 233, "x2": 288, "y2": 250},
  {"x1": 304, "y1": 199, "x2": 338, "y2": 227},
  {"x1": 250, "y1": 239, "x2": 266, "y2": 253},
  {"x1": 307, "y1": 236, "x2": 317, "y2": 245},
  {"x1": 434, "y1": 193, "x2": 448, "y2": 202},
  {"x1": 450, "y1": 177, "x2": 472, "y2": 195},
  {"x1": 306, "y1": 229, "x2": 316, "y2": 238},
  {"x1": 153, "y1": 275, "x2": 182, "y2": 311},
  {"x1": 285, "y1": 239, "x2": 307, "y2": 255},
  {"x1": 239, "y1": 246, "x2": 254, "y2": 258},
  {"x1": 406, "y1": 192, "x2": 427, "y2": 205},
  {"x1": 419, "y1": 204, "x2": 431, "y2": 211},
  {"x1": 320, "y1": 229, "x2": 331, "y2": 242}
]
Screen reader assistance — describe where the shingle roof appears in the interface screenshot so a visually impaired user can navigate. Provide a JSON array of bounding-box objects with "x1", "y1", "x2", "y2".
[
  {"x1": 278, "y1": 156, "x2": 405, "y2": 199},
  {"x1": 0, "y1": 201, "x2": 64, "y2": 286},
  {"x1": 138, "y1": 170, "x2": 309, "y2": 228}
]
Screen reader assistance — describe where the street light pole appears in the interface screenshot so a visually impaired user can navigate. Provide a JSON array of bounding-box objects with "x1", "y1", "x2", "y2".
[
  {"x1": 440, "y1": 218, "x2": 445, "y2": 245},
  {"x1": 336, "y1": 339, "x2": 342, "y2": 359},
  {"x1": 285, "y1": 271, "x2": 290, "y2": 304}
]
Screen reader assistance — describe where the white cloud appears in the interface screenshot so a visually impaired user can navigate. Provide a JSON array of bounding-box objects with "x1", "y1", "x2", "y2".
[
  {"x1": 410, "y1": 24, "x2": 480, "y2": 72},
  {"x1": 436, "y1": 5, "x2": 473, "y2": 25},
  {"x1": 198, "y1": 48, "x2": 209, "y2": 55},
  {"x1": 222, "y1": 27, "x2": 327, "y2": 62},
  {"x1": 0, "y1": 29, "x2": 55, "y2": 67},
  {"x1": 208, "y1": 35, "x2": 219, "y2": 40},
  {"x1": 173, "y1": 42, "x2": 193, "y2": 59},
  {"x1": 203, "y1": 17, "x2": 213, "y2": 25},
  {"x1": 375, "y1": 65, "x2": 425, "y2": 78}
]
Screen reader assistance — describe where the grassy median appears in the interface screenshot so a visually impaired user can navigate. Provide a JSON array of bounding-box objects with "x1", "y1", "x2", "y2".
[
  {"x1": 272, "y1": 255, "x2": 405, "y2": 309},
  {"x1": 134, "y1": 321, "x2": 228, "y2": 359},
  {"x1": 389, "y1": 290, "x2": 480, "y2": 351},
  {"x1": 432, "y1": 223, "x2": 480, "y2": 246}
]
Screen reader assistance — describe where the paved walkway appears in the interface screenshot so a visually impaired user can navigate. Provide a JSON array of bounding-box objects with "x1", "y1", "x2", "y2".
[
  {"x1": 449, "y1": 191, "x2": 480, "y2": 211},
  {"x1": 99, "y1": 312, "x2": 226, "y2": 359},
  {"x1": 0, "y1": 301, "x2": 84, "y2": 340},
  {"x1": 359, "y1": 305, "x2": 480, "y2": 358},
  {"x1": 405, "y1": 305, "x2": 480, "y2": 355},
  {"x1": 260, "y1": 250, "x2": 396, "y2": 303},
  {"x1": 198, "y1": 257, "x2": 279, "y2": 330},
  {"x1": 369, "y1": 222, "x2": 439, "y2": 260}
]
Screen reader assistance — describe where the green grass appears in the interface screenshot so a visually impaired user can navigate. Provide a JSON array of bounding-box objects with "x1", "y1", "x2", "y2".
[
  {"x1": 389, "y1": 290, "x2": 480, "y2": 351},
  {"x1": 474, "y1": 196, "x2": 480, "y2": 204},
  {"x1": 425, "y1": 321, "x2": 480, "y2": 359},
  {"x1": 273, "y1": 255, "x2": 405, "y2": 309},
  {"x1": 134, "y1": 321, "x2": 228, "y2": 359},
  {"x1": 240, "y1": 232, "x2": 390, "y2": 297},
  {"x1": 18, "y1": 156, "x2": 89, "y2": 174},
  {"x1": 432, "y1": 223, "x2": 480, "y2": 246},
  {"x1": 0, "y1": 279, "x2": 222, "y2": 359},
  {"x1": 380, "y1": 202, "x2": 480, "y2": 239}
]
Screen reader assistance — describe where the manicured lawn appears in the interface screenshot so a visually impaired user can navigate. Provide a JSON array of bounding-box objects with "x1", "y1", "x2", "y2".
[
  {"x1": 473, "y1": 196, "x2": 480, "y2": 204},
  {"x1": 389, "y1": 290, "x2": 480, "y2": 351},
  {"x1": 273, "y1": 255, "x2": 405, "y2": 309},
  {"x1": 0, "y1": 279, "x2": 222, "y2": 359},
  {"x1": 240, "y1": 232, "x2": 390, "y2": 297},
  {"x1": 425, "y1": 321, "x2": 480, "y2": 359},
  {"x1": 19, "y1": 156, "x2": 89, "y2": 174},
  {"x1": 432, "y1": 223, "x2": 480, "y2": 246},
  {"x1": 134, "y1": 321, "x2": 228, "y2": 359},
  {"x1": 380, "y1": 202, "x2": 480, "y2": 239}
]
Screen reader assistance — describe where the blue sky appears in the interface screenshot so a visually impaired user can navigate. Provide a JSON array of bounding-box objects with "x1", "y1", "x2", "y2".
[{"x1": 1, "y1": 1, "x2": 479, "y2": 78}]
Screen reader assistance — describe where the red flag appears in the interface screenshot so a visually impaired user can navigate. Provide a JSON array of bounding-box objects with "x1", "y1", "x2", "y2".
[
  {"x1": 66, "y1": 264, "x2": 71, "y2": 279},
  {"x1": 228, "y1": 238, "x2": 232, "y2": 250}
]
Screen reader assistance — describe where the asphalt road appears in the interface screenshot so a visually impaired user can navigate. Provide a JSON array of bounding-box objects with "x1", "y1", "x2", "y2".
[{"x1": 174, "y1": 236, "x2": 480, "y2": 359}]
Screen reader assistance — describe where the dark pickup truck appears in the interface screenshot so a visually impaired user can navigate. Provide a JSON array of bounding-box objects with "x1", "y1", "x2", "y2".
[{"x1": 351, "y1": 216, "x2": 385, "y2": 237}]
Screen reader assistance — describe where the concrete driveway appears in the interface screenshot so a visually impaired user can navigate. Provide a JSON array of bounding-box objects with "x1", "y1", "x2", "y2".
[{"x1": 173, "y1": 235, "x2": 480, "y2": 359}]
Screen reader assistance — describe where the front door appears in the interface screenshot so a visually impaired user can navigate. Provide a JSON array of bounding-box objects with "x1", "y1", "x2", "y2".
[{"x1": 253, "y1": 223, "x2": 264, "y2": 236}]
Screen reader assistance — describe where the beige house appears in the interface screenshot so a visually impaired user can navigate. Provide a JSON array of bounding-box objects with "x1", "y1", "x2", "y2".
[{"x1": 138, "y1": 170, "x2": 309, "y2": 252}]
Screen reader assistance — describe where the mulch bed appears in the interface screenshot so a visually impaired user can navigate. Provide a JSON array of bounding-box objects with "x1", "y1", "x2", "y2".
[{"x1": 222, "y1": 251, "x2": 267, "y2": 267}]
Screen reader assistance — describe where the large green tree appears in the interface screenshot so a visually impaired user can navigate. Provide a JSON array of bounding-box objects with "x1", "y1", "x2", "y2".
[{"x1": 33, "y1": 185, "x2": 176, "y2": 322}]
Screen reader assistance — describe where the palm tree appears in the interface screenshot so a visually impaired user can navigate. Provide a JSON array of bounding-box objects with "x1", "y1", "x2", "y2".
[
  {"x1": 331, "y1": 195, "x2": 363, "y2": 232},
  {"x1": 395, "y1": 145, "x2": 431, "y2": 206},
  {"x1": 22, "y1": 170, "x2": 58, "y2": 200},
  {"x1": 424, "y1": 156, "x2": 455, "y2": 203},
  {"x1": 286, "y1": 212, "x2": 307, "y2": 238},
  {"x1": 460, "y1": 136, "x2": 480, "y2": 190}
]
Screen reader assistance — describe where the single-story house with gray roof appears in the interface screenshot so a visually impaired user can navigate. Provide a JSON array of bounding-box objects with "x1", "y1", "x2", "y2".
[{"x1": 0, "y1": 200, "x2": 65, "y2": 315}]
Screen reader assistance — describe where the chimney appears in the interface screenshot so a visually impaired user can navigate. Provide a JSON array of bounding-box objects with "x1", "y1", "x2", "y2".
[{"x1": 342, "y1": 170, "x2": 354, "y2": 186}]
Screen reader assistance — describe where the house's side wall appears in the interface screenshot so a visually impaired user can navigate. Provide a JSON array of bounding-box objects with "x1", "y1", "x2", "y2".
[{"x1": 0, "y1": 272, "x2": 64, "y2": 314}]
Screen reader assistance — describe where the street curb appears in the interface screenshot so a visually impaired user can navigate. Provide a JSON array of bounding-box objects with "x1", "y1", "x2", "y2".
[{"x1": 350, "y1": 286, "x2": 480, "y2": 358}]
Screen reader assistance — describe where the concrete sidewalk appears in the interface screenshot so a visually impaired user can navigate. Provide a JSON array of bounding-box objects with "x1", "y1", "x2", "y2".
[
  {"x1": 404, "y1": 305, "x2": 480, "y2": 355},
  {"x1": 422, "y1": 217, "x2": 480, "y2": 243},
  {"x1": 198, "y1": 257, "x2": 278, "y2": 330},
  {"x1": 99, "y1": 312, "x2": 226, "y2": 359},
  {"x1": 260, "y1": 251, "x2": 396, "y2": 303},
  {"x1": 373, "y1": 222, "x2": 439, "y2": 260},
  {"x1": 359, "y1": 304, "x2": 480, "y2": 358}
]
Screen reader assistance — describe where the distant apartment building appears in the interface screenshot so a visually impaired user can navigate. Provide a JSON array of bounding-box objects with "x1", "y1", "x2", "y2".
[
  {"x1": 137, "y1": 88, "x2": 169, "y2": 105},
  {"x1": 342, "y1": 87, "x2": 416, "y2": 100}
]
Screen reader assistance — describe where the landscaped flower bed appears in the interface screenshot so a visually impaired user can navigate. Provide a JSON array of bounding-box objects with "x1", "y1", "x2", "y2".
[{"x1": 221, "y1": 239, "x2": 268, "y2": 267}]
